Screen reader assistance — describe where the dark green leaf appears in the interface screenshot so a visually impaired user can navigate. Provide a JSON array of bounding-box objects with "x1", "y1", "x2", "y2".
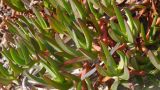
[
  {"x1": 10, "y1": 48, "x2": 25, "y2": 65},
  {"x1": 96, "y1": 65, "x2": 108, "y2": 76},
  {"x1": 4, "y1": 0, "x2": 26, "y2": 12},
  {"x1": 78, "y1": 19, "x2": 92, "y2": 50},
  {"x1": 55, "y1": 34, "x2": 81, "y2": 56},
  {"x1": 100, "y1": 42, "x2": 117, "y2": 75},
  {"x1": 32, "y1": 7, "x2": 48, "y2": 29},
  {"x1": 112, "y1": 2, "x2": 126, "y2": 33}
]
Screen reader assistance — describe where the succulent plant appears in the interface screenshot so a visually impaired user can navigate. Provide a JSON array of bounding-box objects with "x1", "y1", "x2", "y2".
[{"x1": 0, "y1": 0, "x2": 160, "y2": 89}]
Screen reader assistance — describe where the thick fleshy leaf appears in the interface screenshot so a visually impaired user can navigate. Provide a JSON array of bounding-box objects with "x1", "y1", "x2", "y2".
[
  {"x1": 117, "y1": 51, "x2": 125, "y2": 70},
  {"x1": 110, "y1": 77, "x2": 119, "y2": 90},
  {"x1": 79, "y1": 48, "x2": 97, "y2": 60},
  {"x1": 19, "y1": 43, "x2": 31, "y2": 64},
  {"x1": 130, "y1": 57, "x2": 139, "y2": 70},
  {"x1": 42, "y1": 76, "x2": 72, "y2": 89},
  {"x1": 124, "y1": 8, "x2": 134, "y2": 31},
  {"x1": 110, "y1": 21, "x2": 124, "y2": 36},
  {"x1": 89, "y1": 14, "x2": 101, "y2": 34},
  {"x1": 32, "y1": 7, "x2": 48, "y2": 29},
  {"x1": 148, "y1": 50, "x2": 160, "y2": 70},
  {"x1": 87, "y1": 1, "x2": 102, "y2": 19},
  {"x1": 45, "y1": 37, "x2": 62, "y2": 52},
  {"x1": 140, "y1": 23, "x2": 147, "y2": 42},
  {"x1": 70, "y1": 0, "x2": 87, "y2": 19},
  {"x1": 102, "y1": 0, "x2": 111, "y2": 7},
  {"x1": 85, "y1": 78, "x2": 94, "y2": 90},
  {"x1": 69, "y1": 30, "x2": 81, "y2": 48},
  {"x1": 116, "y1": 51, "x2": 129, "y2": 80},
  {"x1": 44, "y1": 40, "x2": 56, "y2": 55},
  {"x1": 55, "y1": 34, "x2": 81, "y2": 56},
  {"x1": 133, "y1": 19, "x2": 141, "y2": 33},
  {"x1": 76, "y1": 81, "x2": 82, "y2": 90},
  {"x1": 2, "y1": 47, "x2": 13, "y2": 61},
  {"x1": 0, "y1": 78, "x2": 12, "y2": 85},
  {"x1": 30, "y1": 18, "x2": 46, "y2": 34},
  {"x1": 96, "y1": 65, "x2": 108, "y2": 76},
  {"x1": 98, "y1": 2, "x2": 114, "y2": 17},
  {"x1": 81, "y1": 43, "x2": 120, "y2": 80},
  {"x1": 25, "y1": 71, "x2": 46, "y2": 84},
  {"x1": 30, "y1": 37, "x2": 40, "y2": 53},
  {"x1": 4, "y1": 0, "x2": 26, "y2": 12},
  {"x1": 100, "y1": 42, "x2": 117, "y2": 75},
  {"x1": 56, "y1": 7, "x2": 71, "y2": 26},
  {"x1": 10, "y1": 48, "x2": 26, "y2": 65},
  {"x1": 108, "y1": 29, "x2": 122, "y2": 42},
  {"x1": 48, "y1": 16, "x2": 67, "y2": 33},
  {"x1": 16, "y1": 20, "x2": 29, "y2": 36},
  {"x1": 78, "y1": 19, "x2": 92, "y2": 50},
  {"x1": 119, "y1": 65, "x2": 129, "y2": 80},
  {"x1": 149, "y1": 15, "x2": 158, "y2": 40},
  {"x1": 48, "y1": 0, "x2": 57, "y2": 7},
  {"x1": 112, "y1": 2, "x2": 126, "y2": 33},
  {"x1": 124, "y1": 20, "x2": 134, "y2": 43},
  {"x1": 88, "y1": 0, "x2": 114, "y2": 16},
  {"x1": 61, "y1": 0, "x2": 72, "y2": 15},
  {"x1": 0, "y1": 64, "x2": 11, "y2": 78},
  {"x1": 9, "y1": 61, "x2": 23, "y2": 76},
  {"x1": 52, "y1": 53, "x2": 66, "y2": 63},
  {"x1": 64, "y1": 56, "x2": 88, "y2": 66},
  {"x1": 9, "y1": 20, "x2": 28, "y2": 40},
  {"x1": 40, "y1": 57, "x2": 65, "y2": 84}
]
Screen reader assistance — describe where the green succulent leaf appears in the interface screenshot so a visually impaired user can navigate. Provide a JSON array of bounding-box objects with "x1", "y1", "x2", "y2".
[
  {"x1": 99, "y1": 2, "x2": 114, "y2": 17},
  {"x1": 119, "y1": 65, "x2": 129, "y2": 80},
  {"x1": 124, "y1": 8, "x2": 134, "y2": 32},
  {"x1": 117, "y1": 51, "x2": 125, "y2": 70},
  {"x1": 112, "y1": 2, "x2": 126, "y2": 33},
  {"x1": 0, "y1": 78, "x2": 12, "y2": 85},
  {"x1": 78, "y1": 19, "x2": 92, "y2": 50},
  {"x1": 110, "y1": 77, "x2": 119, "y2": 90},
  {"x1": 96, "y1": 65, "x2": 108, "y2": 76},
  {"x1": 55, "y1": 34, "x2": 81, "y2": 56},
  {"x1": 71, "y1": 30, "x2": 81, "y2": 48},
  {"x1": 30, "y1": 37, "x2": 40, "y2": 53},
  {"x1": 10, "y1": 48, "x2": 26, "y2": 65},
  {"x1": 87, "y1": 1, "x2": 102, "y2": 19},
  {"x1": 61, "y1": 0, "x2": 73, "y2": 15},
  {"x1": 140, "y1": 23, "x2": 147, "y2": 43},
  {"x1": 2, "y1": 47, "x2": 13, "y2": 61},
  {"x1": 148, "y1": 50, "x2": 160, "y2": 70},
  {"x1": 25, "y1": 71, "x2": 46, "y2": 84},
  {"x1": 76, "y1": 81, "x2": 82, "y2": 90},
  {"x1": 32, "y1": 7, "x2": 48, "y2": 29},
  {"x1": 85, "y1": 78, "x2": 94, "y2": 90},
  {"x1": 0, "y1": 64, "x2": 11, "y2": 78},
  {"x1": 130, "y1": 57, "x2": 139, "y2": 70},
  {"x1": 100, "y1": 42, "x2": 117, "y2": 75},
  {"x1": 124, "y1": 20, "x2": 134, "y2": 43},
  {"x1": 19, "y1": 43, "x2": 31, "y2": 64},
  {"x1": 70, "y1": 0, "x2": 87, "y2": 19},
  {"x1": 4, "y1": 0, "x2": 26, "y2": 12},
  {"x1": 79, "y1": 48, "x2": 97, "y2": 60},
  {"x1": 149, "y1": 15, "x2": 158, "y2": 40},
  {"x1": 108, "y1": 29, "x2": 122, "y2": 42},
  {"x1": 64, "y1": 56, "x2": 88, "y2": 66},
  {"x1": 42, "y1": 56, "x2": 65, "y2": 82},
  {"x1": 102, "y1": 0, "x2": 111, "y2": 7},
  {"x1": 42, "y1": 76, "x2": 71, "y2": 90},
  {"x1": 48, "y1": 16, "x2": 67, "y2": 33}
]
